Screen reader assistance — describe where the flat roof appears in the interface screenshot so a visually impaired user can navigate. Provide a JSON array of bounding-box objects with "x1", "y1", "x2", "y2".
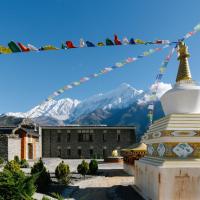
[{"x1": 41, "y1": 125, "x2": 135, "y2": 129}]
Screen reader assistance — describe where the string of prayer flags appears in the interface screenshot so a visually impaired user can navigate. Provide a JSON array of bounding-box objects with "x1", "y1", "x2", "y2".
[
  {"x1": 46, "y1": 44, "x2": 171, "y2": 101},
  {"x1": 147, "y1": 46, "x2": 176, "y2": 125}
]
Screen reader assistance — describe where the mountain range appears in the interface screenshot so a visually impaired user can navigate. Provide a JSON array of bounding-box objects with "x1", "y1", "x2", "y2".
[{"x1": 0, "y1": 82, "x2": 171, "y2": 136}]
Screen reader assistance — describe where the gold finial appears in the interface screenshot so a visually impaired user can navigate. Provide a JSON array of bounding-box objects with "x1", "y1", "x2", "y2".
[{"x1": 176, "y1": 42, "x2": 192, "y2": 82}]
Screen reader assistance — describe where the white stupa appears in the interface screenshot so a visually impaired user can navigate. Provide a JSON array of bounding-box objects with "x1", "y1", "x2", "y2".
[
  {"x1": 135, "y1": 42, "x2": 200, "y2": 200},
  {"x1": 161, "y1": 42, "x2": 200, "y2": 115}
]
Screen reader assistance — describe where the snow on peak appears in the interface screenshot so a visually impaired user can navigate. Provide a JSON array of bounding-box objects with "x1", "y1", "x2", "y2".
[
  {"x1": 71, "y1": 83, "x2": 144, "y2": 119},
  {"x1": 5, "y1": 82, "x2": 171, "y2": 122},
  {"x1": 6, "y1": 98, "x2": 80, "y2": 121}
]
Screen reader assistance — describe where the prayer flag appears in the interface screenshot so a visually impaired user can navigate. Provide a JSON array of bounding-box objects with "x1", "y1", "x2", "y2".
[
  {"x1": 28, "y1": 44, "x2": 39, "y2": 51},
  {"x1": 79, "y1": 38, "x2": 86, "y2": 47},
  {"x1": 106, "y1": 38, "x2": 114, "y2": 46},
  {"x1": 86, "y1": 41, "x2": 95, "y2": 47},
  {"x1": 129, "y1": 38, "x2": 136, "y2": 44},
  {"x1": 18, "y1": 43, "x2": 30, "y2": 52},
  {"x1": 66, "y1": 41, "x2": 76, "y2": 48},
  {"x1": 0, "y1": 46, "x2": 12, "y2": 54},
  {"x1": 97, "y1": 42, "x2": 104, "y2": 46},
  {"x1": 114, "y1": 34, "x2": 122, "y2": 45},
  {"x1": 122, "y1": 37, "x2": 129, "y2": 45},
  {"x1": 8, "y1": 41, "x2": 21, "y2": 52}
]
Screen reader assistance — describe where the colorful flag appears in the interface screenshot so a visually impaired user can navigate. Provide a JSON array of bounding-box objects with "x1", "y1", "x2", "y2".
[
  {"x1": 27, "y1": 44, "x2": 39, "y2": 51},
  {"x1": 135, "y1": 39, "x2": 145, "y2": 44},
  {"x1": 122, "y1": 37, "x2": 129, "y2": 45},
  {"x1": 8, "y1": 41, "x2": 21, "y2": 52},
  {"x1": 106, "y1": 38, "x2": 114, "y2": 46},
  {"x1": 114, "y1": 34, "x2": 122, "y2": 45},
  {"x1": 18, "y1": 43, "x2": 30, "y2": 52},
  {"x1": 86, "y1": 41, "x2": 95, "y2": 47},
  {"x1": 66, "y1": 41, "x2": 76, "y2": 48},
  {"x1": 79, "y1": 38, "x2": 86, "y2": 47},
  {"x1": 0, "y1": 46, "x2": 12, "y2": 54},
  {"x1": 129, "y1": 38, "x2": 136, "y2": 44},
  {"x1": 61, "y1": 43, "x2": 66, "y2": 49},
  {"x1": 97, "y1": 42, "x2": 104, "y2": 46}
]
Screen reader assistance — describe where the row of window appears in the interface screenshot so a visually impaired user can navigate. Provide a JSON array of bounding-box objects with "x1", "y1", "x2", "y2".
[
  {"x1": 56, "y1": 129, "x2": 121, "y2": 134},
  {"x1": 57, "y1": 148, "x2": 109, "y2": 157},
  {"x1": 57, "y1": 133, "x2": 121, "y2": 143}
]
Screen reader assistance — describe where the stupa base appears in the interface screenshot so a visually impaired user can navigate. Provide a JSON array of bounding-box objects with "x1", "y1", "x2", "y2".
[{"x1": 135, "y1": 157, "x2": 200, "y2": 200}]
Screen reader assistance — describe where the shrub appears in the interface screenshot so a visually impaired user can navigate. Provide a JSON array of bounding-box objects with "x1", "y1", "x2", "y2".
[
  {"x1": 89, "y1": 159, "x2": 98, "y2": 175},
  {"x1": 31, "y1": 158, "x2": 51, "y2": 192},
  {"x1": 42, "y1": 196, "x2": 50, "y2": 200},
  {"x1": 20, "y1": 159, "x2": 29, "y2": 168},
  {"x1": 14, "y1": 155, "x2": 20, "y2": 164},
  {"x1": 4, "y1": 160, "x2": 21, "y2": 173},
  {"x1": 55, "y1": 161, "x2": 70, "y2": 185},
  {"x1": 0, "y1": 169, "x2": 36, "y2": 200},
  {"x1": 52, "y1": 193, "x2": 64, "y2": 200},
  {"x1": 77, "y1": 160, "x2": 89, "y2": 177},
  {"x1": 0, "y1": 157, "x2": 4, "y2": 165}
]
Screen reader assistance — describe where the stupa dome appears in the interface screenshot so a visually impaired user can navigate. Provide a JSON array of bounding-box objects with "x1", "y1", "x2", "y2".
[{"x1": 161, "y1": 42, "x2": 200, "y2": 115}]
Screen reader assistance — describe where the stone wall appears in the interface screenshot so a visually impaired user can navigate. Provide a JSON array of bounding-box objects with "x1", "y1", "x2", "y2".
[
  {"x1": 0, "y1": 135, "x2": 8, "y2": 160},
  {"x1": 42, "y1": 127, "x2": 136, "y2": 159},
  {"x1": 8, "y1": 137, "x2": 21, "y2": 161}
]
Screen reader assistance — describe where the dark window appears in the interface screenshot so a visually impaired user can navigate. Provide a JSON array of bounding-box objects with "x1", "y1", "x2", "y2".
[
  {"x1": 102, "y1": 133, "x2": 106, "y2": 142},
  {"x1": 103, "y1": 149, "x2": 107, "y2": 158},
  {"x1": 67, "y1": 133, "x2": 71, "y2": 142},
  {"x1": 57, "y1": 135, "x2": 61, "y2": 143},
  {"x1": 58, "y1": 148, "x2": 61, "y2": 157},
  {"x1": 117, "y1": 133, "x2": 121, "y2": 142},
  {"x1": 67, "y1": 148, "x2": 71, "y2": 156},
  {"x1": 78, "y1": 133, "x2": 93, "y2": 142},
  {"x1": 78, "y1": 149, "x2": 82, "y2": 157},
  {"x1": 90, "y1": 149, "x2": 93, "y2": 158}
]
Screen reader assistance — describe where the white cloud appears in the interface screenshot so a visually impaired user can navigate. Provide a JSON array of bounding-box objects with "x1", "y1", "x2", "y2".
[{"x1": 137, "y1": 82, "x2": 172, "y2": 104}]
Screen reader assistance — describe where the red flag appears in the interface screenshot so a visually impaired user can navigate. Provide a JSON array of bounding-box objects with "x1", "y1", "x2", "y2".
[
  {"x1": 114, "y1": 34, "x2": 122, "y2": 45},
  {"x1": 66, "y1": 41, "x2": 76, "y2": 48},
  {"x1": 18, "y1": 42, "x2": 30, "y2": 52}
]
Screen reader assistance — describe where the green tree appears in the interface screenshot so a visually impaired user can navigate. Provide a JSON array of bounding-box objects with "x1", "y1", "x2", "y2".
[
  {"x1": 55, "y1": 161, "x2": 71, "y2": 185},
  {"x1": 4, "y1": 160, "x2": 21, "y2": 172},
  {"x1": 31, "y1": 158, "x2": 51, "y2": 192},
  {"x1": 0, "y1": 168, "x2": 36, "y2": 200},
  {"x1": 77, "y1": 160, "x2": 89, "y2": 177},
  {"x1": 89, "y1": 159, "x2": 98, "y2": 174},
  {"x1": 14, "y1": 155, "x2": 20, "y2": 164}
]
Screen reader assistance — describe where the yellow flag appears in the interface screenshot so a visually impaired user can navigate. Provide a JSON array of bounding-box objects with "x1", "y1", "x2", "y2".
[
  {"x1": 0, "y1": 45, "x2": 12, "y2": 54},
  {"x1": 42, "y1": 45, "x2": 59, "y2": 50}
]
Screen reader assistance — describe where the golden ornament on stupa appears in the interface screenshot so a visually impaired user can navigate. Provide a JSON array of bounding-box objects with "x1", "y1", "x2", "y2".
[{"x1": 176, "y1": 41, "x2": 192, "y2": 82}]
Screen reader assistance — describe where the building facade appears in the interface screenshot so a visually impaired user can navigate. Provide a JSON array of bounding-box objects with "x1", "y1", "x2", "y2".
[
  {"x1": 0, "y1": 122, "x2": 41, "y2": 161},
  {"x1": 41, "y1": 126, "x2": 136, "y2": 159}
]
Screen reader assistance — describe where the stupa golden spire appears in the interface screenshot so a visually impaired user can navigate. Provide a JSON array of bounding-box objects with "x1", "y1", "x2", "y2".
[{"x1": 176, "y1": 42, "x2": 192, "y2": 82}]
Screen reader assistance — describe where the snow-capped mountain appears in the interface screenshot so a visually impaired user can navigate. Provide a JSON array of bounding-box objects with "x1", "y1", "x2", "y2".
[
  {"x1": 71, "y1": 83, "x2": 144, "y2": 120},
  {"x1": 6, "y1": 98, "x2": 80, "y2": 121},
  {"x1": 3, "y1": 82, "x2": 171, "y2": 128}
]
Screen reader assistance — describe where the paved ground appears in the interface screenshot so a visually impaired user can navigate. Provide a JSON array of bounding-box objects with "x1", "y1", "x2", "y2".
[
  {"x1": 71, "y1": 169, "x2": 135, "y2": 200},
  {"x1": 1, "y1": 158, "x2": 143, "y2": 200}
]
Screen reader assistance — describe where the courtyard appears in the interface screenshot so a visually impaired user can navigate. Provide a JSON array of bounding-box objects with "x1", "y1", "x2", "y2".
[{"x1": 30, "y1": 158, "x2": 143, "y2": 200}]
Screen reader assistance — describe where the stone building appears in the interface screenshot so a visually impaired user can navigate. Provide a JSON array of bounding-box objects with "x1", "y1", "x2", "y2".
[
  {"x1": 40, "y1": 126, "x2": 136, "y2": 159},
  {"x1": 0, "y1": 120, "x2": 41, "y2": 161}
]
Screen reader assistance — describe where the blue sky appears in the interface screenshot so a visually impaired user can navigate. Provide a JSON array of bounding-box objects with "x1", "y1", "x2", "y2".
[{"x1": 1, "y1": 0, "x2": 200, "y2": 113}]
